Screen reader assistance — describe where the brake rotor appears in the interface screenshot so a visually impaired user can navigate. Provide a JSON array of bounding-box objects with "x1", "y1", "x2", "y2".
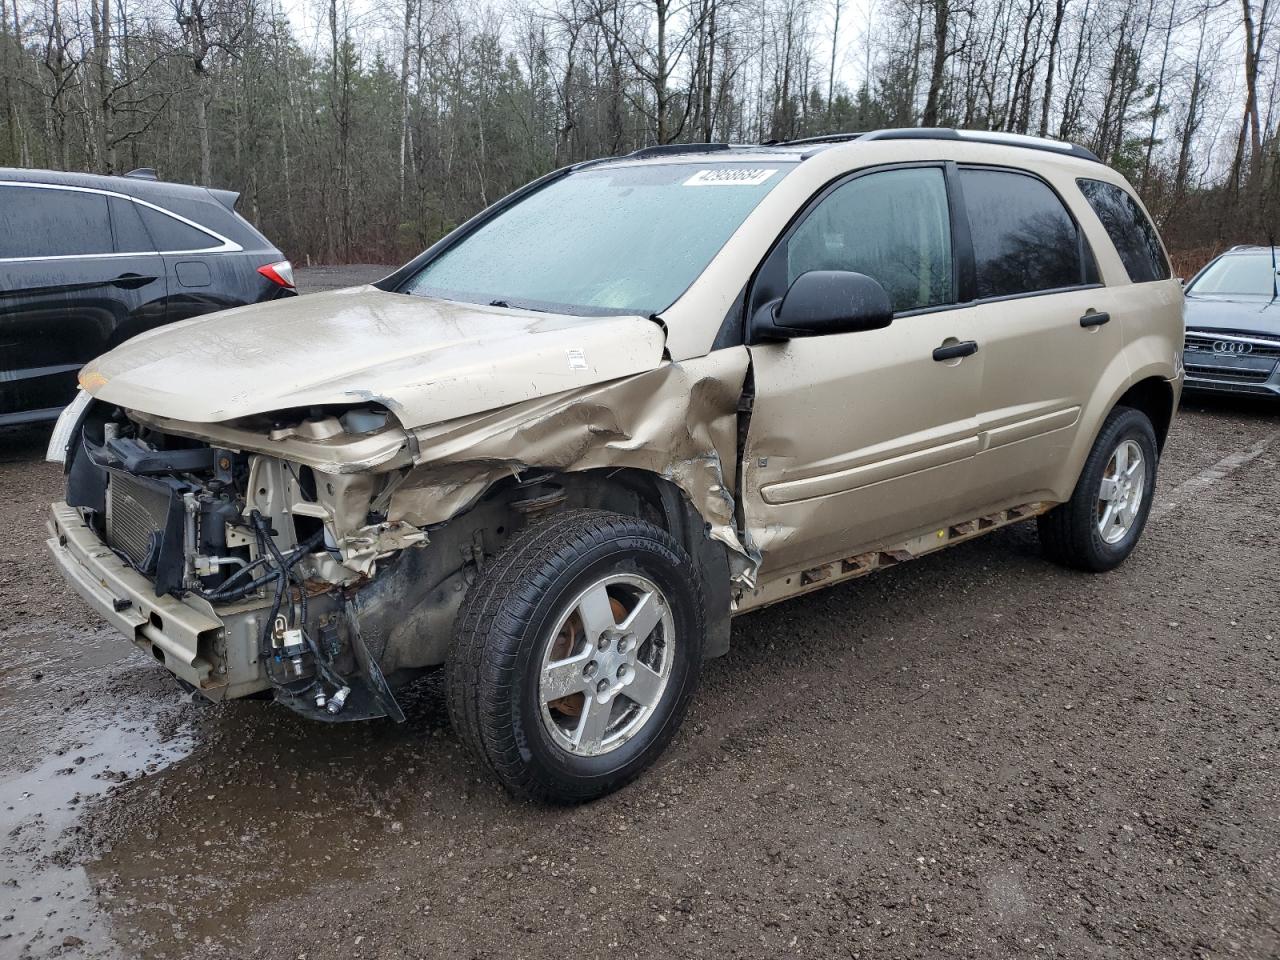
[{"x1": 546, "y1": 595, "x2": 629, "y2": 718}]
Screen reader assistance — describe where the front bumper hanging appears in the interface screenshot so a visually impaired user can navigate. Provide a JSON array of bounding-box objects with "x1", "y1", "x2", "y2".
[{"x1": 47, "y1": 501, "x2": 406, "y2": 721}]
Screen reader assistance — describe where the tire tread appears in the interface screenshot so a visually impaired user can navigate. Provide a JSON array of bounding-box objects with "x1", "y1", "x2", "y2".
[
  {"x1": 1037, "y1": 405, "x2": 1158, "y2": 572},
  {"x1": 446, "y1": 508, "x2": 703, "y2": 802}
]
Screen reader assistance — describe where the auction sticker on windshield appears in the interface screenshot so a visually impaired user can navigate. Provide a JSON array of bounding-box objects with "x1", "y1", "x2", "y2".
[{"x1": 685, "y1": 168, "x2": 778, "y2": 186}]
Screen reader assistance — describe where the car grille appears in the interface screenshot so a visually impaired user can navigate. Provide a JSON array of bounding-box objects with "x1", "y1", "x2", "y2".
[
  {"x1": 1184, "y1": 362, "x2": 1274, "y2": 383},
  {"x1": 1183, "y1": 332, "x2": 1279, "y2": 383},
  {"x1": 1184, "y1": 331, "x2": 1280, "y2": 359},
  {"x1": 105, "y1": 472, "x2": 173, "y2": 570}
]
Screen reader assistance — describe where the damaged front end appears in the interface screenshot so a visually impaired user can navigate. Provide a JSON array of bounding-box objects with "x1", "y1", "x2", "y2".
[
  {"x1": 50, "y1": 399, "x2": 425, "y2": 721},
  {"x1": 47, "y1": 347, "x2": 753, "y2": 724}
]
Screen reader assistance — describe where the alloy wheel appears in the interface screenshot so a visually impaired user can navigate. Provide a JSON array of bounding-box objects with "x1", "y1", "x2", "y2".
[
  {"x1": 1096, "y1": 438, "x2": 1146, "y2": 545},
  {"x1": 537, "y1": 573, "x2": 675, "y2": 757}
]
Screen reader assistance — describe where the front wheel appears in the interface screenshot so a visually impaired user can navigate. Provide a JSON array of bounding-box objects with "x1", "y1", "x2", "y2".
[
  {"x1": 1038, "y1": 406, "x2": 1159, "y2": 572},
  {"x1": 446, "y1": 509, "x2": 704, "y2": 803}
]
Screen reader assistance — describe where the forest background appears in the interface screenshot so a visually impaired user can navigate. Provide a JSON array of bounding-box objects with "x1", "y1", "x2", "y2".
[{"x1": 1, "y1": 0, "x2": 1275, "y2": 273}]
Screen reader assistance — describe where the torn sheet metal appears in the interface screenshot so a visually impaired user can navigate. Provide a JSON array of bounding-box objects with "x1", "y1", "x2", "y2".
[
  {"x1": 129, "y1": 408, "x2": 415, "y2": 476},
  {"x1": 337, "y1": 520, "x2": 428, "y2": 576},
  {"x1": 387, "y1": 347, "x2": 755, "y2": 574}
]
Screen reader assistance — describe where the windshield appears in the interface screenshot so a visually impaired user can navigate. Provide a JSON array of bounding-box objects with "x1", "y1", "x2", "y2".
[
  {"x1": 1188, "y1": 253, "x2": 1279, "y2": 297},
  {"x1": 403, "y1": 161, "x2": 791, "y2": 316}
]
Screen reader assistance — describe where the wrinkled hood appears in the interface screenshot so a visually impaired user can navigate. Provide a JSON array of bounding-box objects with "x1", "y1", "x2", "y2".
[
  {"x1": 1184, "y1": 294, "x2": 1280, "y2": 336},
  {"x1": 81, "y1": 286, "x2": 667, "y2": 426}
]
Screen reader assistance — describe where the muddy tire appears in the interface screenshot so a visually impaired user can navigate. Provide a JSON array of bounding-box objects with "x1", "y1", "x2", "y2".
[
  {"x1": 446, "y1": 509, "x2": 703, "y2": 803},
  {"x1": 1038, "y1": 406, "x2": 1159, "y2": 572}
]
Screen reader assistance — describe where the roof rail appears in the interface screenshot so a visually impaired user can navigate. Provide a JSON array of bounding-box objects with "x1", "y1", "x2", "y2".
[
  {"x1": 858, "y1": 127, "x2": 1102, "y2": 163},
  {"x1": 762, "y1": 132, "x2": 867, "y2": 147},
  {"x1": 626, "y1": 143, "x2": 731, "y2": 159},
  {"x1": 124, "y1": 167, "x2": 159, "y2": 180}
]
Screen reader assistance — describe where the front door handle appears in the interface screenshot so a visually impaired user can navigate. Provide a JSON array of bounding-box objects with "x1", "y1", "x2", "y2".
[
  {"x1": 1079, "y1": 310, "x2": 1111, "y2": 328},
  {"x1": 933, "y1": 339, "x2": 979, "y2": 362},
  {"x1": 110, "y1": 273, "x2": 157, "y2": 290}
]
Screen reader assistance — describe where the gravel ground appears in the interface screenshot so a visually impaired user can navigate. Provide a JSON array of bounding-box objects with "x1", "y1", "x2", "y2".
[
  {"x1": 291, "y1": 264, "x2": 392, "y2": 292},
  {"x1": 1, "y1": 272, "x2": 1277, "y2": 959}
]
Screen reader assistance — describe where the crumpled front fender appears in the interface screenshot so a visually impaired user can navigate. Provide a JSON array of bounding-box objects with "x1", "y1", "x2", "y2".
[{"x1": 387, "y1": 348, "x2": 755, "y2": 578}]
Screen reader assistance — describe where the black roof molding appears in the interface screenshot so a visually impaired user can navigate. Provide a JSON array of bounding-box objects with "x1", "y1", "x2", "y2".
[
  {"x1": 626, "y1": 143, "x2": 732, "y2": 159},
  {"x1": 769, "y1": 132, "x2": 867, "y2": 147}
]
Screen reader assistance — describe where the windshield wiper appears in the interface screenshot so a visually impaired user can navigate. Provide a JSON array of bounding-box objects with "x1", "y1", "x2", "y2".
[{"x1": 487, "y1": 298, "x2": 553, "y2": 314}]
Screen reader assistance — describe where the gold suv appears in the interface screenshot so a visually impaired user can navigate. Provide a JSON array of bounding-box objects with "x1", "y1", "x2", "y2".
[{"x1": 48, "y1": 129, "x2": 1183, "y2": 802}]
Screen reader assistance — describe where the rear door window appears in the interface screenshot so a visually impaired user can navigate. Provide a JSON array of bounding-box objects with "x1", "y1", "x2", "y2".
[
  {"x1": 135, "y1": 204, "x2": 220, "y2": 252},
  {"x1": 960, "y1": 168, "x2": 1095, "y2": 299},
  {"x1": 1076, "y1": 178, "x2": 1170, "y2": 283},
  {"x1": 0, "y1": 185, "x2": 113, "y2": 258}
]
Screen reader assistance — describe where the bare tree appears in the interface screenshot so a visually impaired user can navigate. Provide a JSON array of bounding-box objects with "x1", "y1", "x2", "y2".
[
  {"x1": 921, "y1": 0, "x2": 953, "y2": 127},
  {"x1": 1232, "y1": 0, "x2": 1271, "y2": 188},
  {"x1": 827, "y1": 0, "x2": 840, "y2": 109},
  {"x1": 1037, "y1": 0, "x2": 1067, "y2": 136}
]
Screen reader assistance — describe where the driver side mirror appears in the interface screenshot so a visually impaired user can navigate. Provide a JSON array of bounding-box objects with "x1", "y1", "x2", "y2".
[{"x1": 752, "y1": 270, "x2": 894, "y2": 341}]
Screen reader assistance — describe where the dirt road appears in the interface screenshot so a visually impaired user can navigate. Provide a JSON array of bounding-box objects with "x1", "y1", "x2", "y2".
[{"x1": 2, "y1": 270, "x2": 1277, "y2": 958}]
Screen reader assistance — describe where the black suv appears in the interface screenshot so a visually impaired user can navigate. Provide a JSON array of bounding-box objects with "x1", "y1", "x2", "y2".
[{"x1": 0, "y1": 168, "x2": 295, "y2": 426}]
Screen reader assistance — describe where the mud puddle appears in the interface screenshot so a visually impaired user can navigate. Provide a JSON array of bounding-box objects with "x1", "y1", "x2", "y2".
[
  {"x1": 0, "y1": 625, "x2": 139, "y2": 767},
  {"x1": 0, "y1": 615, "x2": 197, "y2": 959},
  {"x1": 1, "y1": 711, "x2": 194, "y2": 958},
  {"x1": 77, "y1": 677, "x2": 458, "y2": 957}
]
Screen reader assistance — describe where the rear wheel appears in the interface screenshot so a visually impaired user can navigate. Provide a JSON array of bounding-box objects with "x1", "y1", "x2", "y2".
[
  {"x1": 1038, "y1": 406, "x2": 1159, "y2": 572},
  {"x1": 446, "y1": 509, "x2": 703, "y2": 802}
]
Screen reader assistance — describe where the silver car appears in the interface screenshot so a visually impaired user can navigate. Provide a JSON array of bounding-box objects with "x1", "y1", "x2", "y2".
[{"x1": 1180, "y1": 245, "x2": 1280, "y2": 397}]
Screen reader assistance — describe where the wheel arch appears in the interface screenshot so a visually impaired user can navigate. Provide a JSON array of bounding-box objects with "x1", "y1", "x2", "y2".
[
  {"x1": 1114, "y1": 375, "x2": 1176, "y2": 452},
  {"x1": 360, "y1": 466, "x2": 735, "y2": 675},
  {"x1": 504, "y1": 468, "x2": 734, "y2": 659},
  {"x1": 1046, "y1": 370, "x2": 1177, "y2": 509}
]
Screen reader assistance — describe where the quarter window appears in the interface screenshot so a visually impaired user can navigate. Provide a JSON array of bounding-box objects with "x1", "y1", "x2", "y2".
[
  {"x1": 136, "y1": 204, "x2": 219, "y2": 251},
  {"x1": 0, "y1": 186, "x2": 113, "y2": 258},
  {"x1": 783, "y1": 167, "x2": 955, "y2": 313},
  {"x1": 1076, "y1": 178, "x2": 1170, "y2": 283},
  {"x1": 960, "y1": 169, "x2": 1092, "y2": 299}
]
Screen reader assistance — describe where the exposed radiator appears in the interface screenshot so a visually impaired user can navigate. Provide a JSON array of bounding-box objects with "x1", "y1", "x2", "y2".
[{"x1": 105, "y1": 472, "x2": 173, "y2": 571}]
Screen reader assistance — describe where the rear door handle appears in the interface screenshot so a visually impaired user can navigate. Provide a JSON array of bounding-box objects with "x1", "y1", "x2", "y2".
[
  {"x1": 933, "y1": 339, "x2": 979, "y2": 362},
  {"x1": 110, "y1": 273, "x2": 157, "y2": 290},
  {"x1": 1079, "y1": 310, "x2": 1111, "y2": 328}
]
